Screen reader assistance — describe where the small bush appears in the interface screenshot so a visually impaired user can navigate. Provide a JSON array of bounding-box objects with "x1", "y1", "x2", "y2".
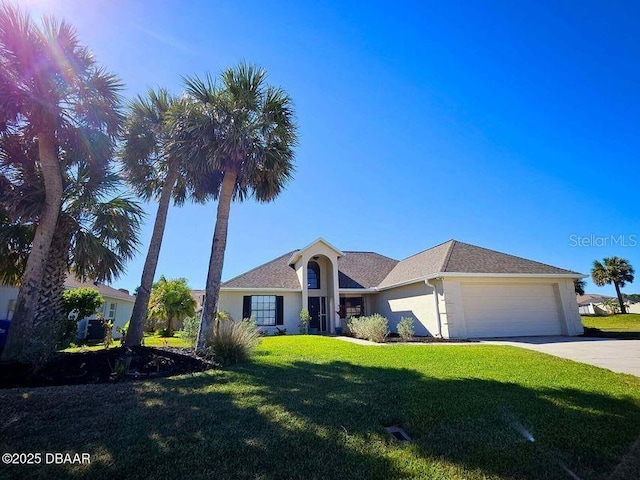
[
  {"x1": 347, "y1": 314, "x2": 389, "y2": 343},
  {"x1": 204, "y1": 318, "x2": 261, "y2": 367},
  {"x1": 180, "y1": 315, "x2": 200, "y2": 347},
  {"x1": 397, "y1": 316, "x2": 415, "y2": 341},
  {"x1": 299, "y1": 309, "x2": 311, "y2": 334}
]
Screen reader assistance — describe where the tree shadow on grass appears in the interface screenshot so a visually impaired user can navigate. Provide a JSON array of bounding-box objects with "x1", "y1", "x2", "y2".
[{"x1": 1, "y1": 360, "x2": 639, "y2": 480}]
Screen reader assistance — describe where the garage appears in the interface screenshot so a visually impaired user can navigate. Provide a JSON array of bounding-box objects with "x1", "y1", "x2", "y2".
[{"x1": 461, "y1": 283, "x2": 564, "y2": 338}]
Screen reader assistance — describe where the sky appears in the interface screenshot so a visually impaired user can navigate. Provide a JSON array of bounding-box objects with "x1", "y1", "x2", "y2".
[{"x1": 18, "y1": 0, "x2": 640, "y2": 296}]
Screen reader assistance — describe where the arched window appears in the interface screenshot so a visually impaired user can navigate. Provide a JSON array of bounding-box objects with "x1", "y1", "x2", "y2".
[{"x1": 307, "y1": 261, "x2": 320, "y2": 289}]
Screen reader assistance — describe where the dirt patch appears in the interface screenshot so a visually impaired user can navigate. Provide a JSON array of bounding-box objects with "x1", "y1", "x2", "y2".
[{"x1": 0, "y1": 346, "x2": 213, "y2": 389}]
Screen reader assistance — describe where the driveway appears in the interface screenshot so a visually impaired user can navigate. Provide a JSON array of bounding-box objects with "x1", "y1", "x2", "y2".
[{"x1": 482, "y1": 336, "x2": 640, "y2": 377}]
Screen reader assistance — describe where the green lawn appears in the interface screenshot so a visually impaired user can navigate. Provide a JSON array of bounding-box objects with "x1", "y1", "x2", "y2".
[
  {"x1": 582, "y1": 313, "x2": 640, "y2": 339},
  {"x1": 61, "y1": 333, "x2": 192, "y2": 353},
  {"x1": 2, "y1": 337, "x2": 639, "y2": 480}
]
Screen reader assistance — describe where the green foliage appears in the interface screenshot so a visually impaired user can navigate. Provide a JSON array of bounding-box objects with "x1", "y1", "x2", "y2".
[
  {"x1": 62, "y1": 288, "x2": 104, "y2": 320},
  {"x1": 59, "y1": 288, "x2": 104, "y2": 347},
  {"x1": 574, "y1": 279, "x2": 586, "y2": 296},
  {"x1": 602, "y1": 298, "x2": 622, "y2": 314},
  {"x1": 299, "y1": 309, "x2": 311, "y2": 334},
  {"x1": 204, "y1": 318, "x2": 261, "y2": 367},
  {"x1": 180, "y1": 315, "x2": 200, "y2": 348},
  {"x1": 347, "y1": 314, "x2": 389, "y2": 343},
  {"x1": 397, "y1": 316, "x2": 415, "y2": 341},
  {"x1": 100, "y1": 316, "x2": 114, "y2": 349},
  {"x1": 148, "y1": 276, "x2": 197, "y2": 336}
]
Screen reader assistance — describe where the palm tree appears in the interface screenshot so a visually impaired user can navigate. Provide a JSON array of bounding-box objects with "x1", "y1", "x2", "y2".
[
  {"x1": 0, "y1": 5, "x2": 122, "y2": 360},
  {"x1": 591, "y1": 257, "x2": 635, "y2": 314},
  {"x1": 574, "y1": 279, "x2": 586, "y2": 296},
  {"x1": 180, "y1": 63, "x2": 298, "y2": 354},
  {"x1": 1, "y1": 156, "x2": 142, "y2": 355},
  {"x1": 119, "y1": 89, "x2": 199, "y2": 347},
  {"x1": 147, "y1": 276, "x2": 196, "y2": 337}
]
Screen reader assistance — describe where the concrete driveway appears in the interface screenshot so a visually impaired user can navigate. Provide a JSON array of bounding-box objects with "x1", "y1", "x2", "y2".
[{"x1": 482, "y1": 336, "x2": 640, "y2": 377}]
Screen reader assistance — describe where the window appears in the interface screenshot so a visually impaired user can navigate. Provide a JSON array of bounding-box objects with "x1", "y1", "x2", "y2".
[
  {"x1": 339, "y1": 297, "x2": 364, "y2": 318},
  {"x1": 243, "y1": 295, "x2": 284, "y2": 326},
  {"x1": 107, "y1": 303, "x2": 117, "y2": 320},
  {"x1": 307, "y1": 261, "x2": 320, "y2": 289}
]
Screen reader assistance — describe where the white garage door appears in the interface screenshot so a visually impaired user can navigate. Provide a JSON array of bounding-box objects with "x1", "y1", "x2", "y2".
[{"x1": 461, "y1": 283, "x2": 563, "y2": 338}]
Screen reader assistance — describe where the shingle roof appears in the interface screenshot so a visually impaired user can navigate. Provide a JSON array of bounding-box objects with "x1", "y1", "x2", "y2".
[
  {"x1": 64, "y1": 277, "x2": 135, "y2": 302},
  {"x1": 221, "y1": 240, "x2": 581, "y2": 290},
  {"x1": 222, "y1": 251, "x2": 301, "y2": 289},
  {"x1": 379, "y1": 240, "x2": 580, "y2": 288},
  {"x1": 338, "y1": 252, "x2": 398, "y2": 288},
  {"x1": 576, "y1": 293, "x2": 614, "y2": 306}
]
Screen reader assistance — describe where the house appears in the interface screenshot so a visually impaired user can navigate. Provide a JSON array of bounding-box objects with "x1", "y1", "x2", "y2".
[
  {"x1": 0, "y1": 278, "x2": 136, "y2": 343},
  {"x1": 576, "y1": 293, "x2": 615, "y2": 315},
  {"x1": 217, "y1": 238, "x2": 584, "y2": 338}
]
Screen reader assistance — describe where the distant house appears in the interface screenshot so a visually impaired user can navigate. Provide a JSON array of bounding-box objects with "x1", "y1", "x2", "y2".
[
  {"x1": 215, "y1": 238, "x2": 584, "y2": 338},
  {"x1": 0, "y1": 278, "x2": 135, "y2": 343},
  {"x1": 576, "y1": 293, "x2": 614, "y2": 315}
]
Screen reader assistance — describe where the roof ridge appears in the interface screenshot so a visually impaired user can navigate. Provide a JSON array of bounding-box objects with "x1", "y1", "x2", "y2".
[
  {"x1": 444, "y1": 241, "x2": 580, "y2": 274},
  {"x1": 439, "y1": 239, "x2": 457, "y2": 272},
  {"x1": 222, "y1": 250, "x2": 298, "y2": 284},
  {"x1": 395, "y1": 239, "x2": 455, "y2": 263},
  {"x1": 341, "y1": 251, "x2": 399, "y2": 261}
]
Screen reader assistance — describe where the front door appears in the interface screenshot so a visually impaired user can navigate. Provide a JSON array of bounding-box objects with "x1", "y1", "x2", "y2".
[{"x1": 308, "y1": 297, "x2": 327, "y2": 332}]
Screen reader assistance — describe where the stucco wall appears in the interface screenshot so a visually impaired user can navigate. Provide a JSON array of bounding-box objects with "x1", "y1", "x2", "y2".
[
  {"x1": 373, "y1": 282, "x2": 437, "y2": 336},
  {"x1": 218, "y1": 290, "x2": 302, "y2": 334},
  {"x1": 0, "y1": 285, "x2": 18, "y2": 321}
]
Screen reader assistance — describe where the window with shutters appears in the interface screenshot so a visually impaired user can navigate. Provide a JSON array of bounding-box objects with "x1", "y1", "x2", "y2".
[{"x1": 243, "y1": 295, "x2": 283, "y2": 326}]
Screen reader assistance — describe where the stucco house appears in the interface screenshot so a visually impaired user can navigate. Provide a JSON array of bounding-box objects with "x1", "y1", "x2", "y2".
[
  {"x1": 217, "y1": 238, "x2": 584, "y2": 338},
  {"x1": 0, "y1": 278, "x2": 135, "y2": 343}
]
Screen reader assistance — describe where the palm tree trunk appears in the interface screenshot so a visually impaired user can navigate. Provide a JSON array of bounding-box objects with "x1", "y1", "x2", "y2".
[
  {"x1": 2, "y1": 131, "x2": 62, "y2": 362},
  {"x1": 35, "y1": 220, "x2": 72, "y2": 350},
  {"x1": 196, "y1": 170, "x2": 237, "y2": 355},
  {"x1": 613, "y1": 282, "x2": 627, "y2": 314},
  {"x1": 126, "y1": 162, "x2": 180, "y2": 347}
]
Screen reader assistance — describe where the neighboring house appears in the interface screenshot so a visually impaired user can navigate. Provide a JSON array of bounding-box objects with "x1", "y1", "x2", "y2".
[
  {"x1": 0, "y1": 278, "x2": 135, "y2": 343},
  {"x1": 217, "y1": 238, "x2": 584, "y2": 339},
  {"x1": 576, "y1": 293, "x2": 615, "y2": 315}
]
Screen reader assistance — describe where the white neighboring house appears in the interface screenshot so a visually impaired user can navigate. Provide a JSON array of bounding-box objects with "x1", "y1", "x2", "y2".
[
  {"x1": 0, "y1": 278, "x2": 135, "y2": 342},
  {"x1": 576, "y1": 293, "x2": 639, "y2": 315}
]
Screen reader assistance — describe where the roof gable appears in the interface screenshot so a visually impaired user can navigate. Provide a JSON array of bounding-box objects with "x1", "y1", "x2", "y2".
[
  {"x1": 287, "y1": 237, "x2": 344, "y2": 265},
  {"x1": 63, "y1": 277, "x2": 135, "y2": 302},
  {"x1": 222, "y1": 251, "x2": 302, "y2": 289}
]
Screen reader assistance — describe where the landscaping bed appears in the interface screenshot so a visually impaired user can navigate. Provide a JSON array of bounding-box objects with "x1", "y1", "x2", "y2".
[
  {"x1": 0, "y1": 346, "x2": 211, "y2": 389},
  {"x1": 384, "y1": 333, "x2": 478, "y2": 343}
]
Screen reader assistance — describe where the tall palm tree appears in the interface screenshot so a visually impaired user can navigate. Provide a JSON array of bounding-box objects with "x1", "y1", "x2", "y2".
[
  {"x1": 0, "y1": 5, "x2": 122, "y2": 360},
  {"x1": 591, "y1": 257, "x2": 635, "y2": 314},
  {"x1": 119, "y1": 89, "x2": 202, "y2": 347},
  {"x1": 180, "y1": 63, "x2": 298, "y2": 354},
  {"x1": 1, "y1": 154, "x2": 142, "y2": 355}
]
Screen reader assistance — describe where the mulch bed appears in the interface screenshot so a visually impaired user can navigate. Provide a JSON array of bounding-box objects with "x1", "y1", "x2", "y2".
[{"x1": 0, "y1": 346, "x2": 213, "y2": 389}]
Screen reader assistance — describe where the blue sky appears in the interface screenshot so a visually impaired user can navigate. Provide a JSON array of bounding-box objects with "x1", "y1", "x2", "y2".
[{"x1": 23, "y1": 0, "x2": 639, "y2": 295}]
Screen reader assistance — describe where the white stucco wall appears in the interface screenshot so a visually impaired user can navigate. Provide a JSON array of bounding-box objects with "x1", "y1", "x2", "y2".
[
  {"x1": 373, "y1": 282, "x2": 438, "y2": 336},
  {"x1": 218, "y1": 290, "x2": 302, "y2": 335}
]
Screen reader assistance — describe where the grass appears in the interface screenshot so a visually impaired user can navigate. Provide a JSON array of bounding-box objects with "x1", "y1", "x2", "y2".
[
  {"x1": 61, "y1": 333, "x2": 192, "y2": 353},
  {"x1": 2, "y1": 336, "x2": 639, "y2": 480},
  {"x1": 582, "y1": 314, "x2": 640, "y2": 339}
]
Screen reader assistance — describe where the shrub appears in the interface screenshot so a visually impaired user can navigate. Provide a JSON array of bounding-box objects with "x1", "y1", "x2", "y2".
[
  {"x1": 299, "y1": 309, "x2": 311, "y2": 334},
  {"x1": 397, "y1": 316, "x2": 415, "y2": 341},
  {"x1": 180, "y1": 315, "x2": 200, "y2": 347},
  {"x1": 347, "y1": 314, "x2": 389, "y2": 343},
  {"x1": 204, "y1": 318, "x2": 261, "y2": 367}
]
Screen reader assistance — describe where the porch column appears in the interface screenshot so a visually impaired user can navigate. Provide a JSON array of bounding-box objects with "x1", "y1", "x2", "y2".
[{"x1": 331, "y1": 257, "x2": 340, "y2": 333}]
